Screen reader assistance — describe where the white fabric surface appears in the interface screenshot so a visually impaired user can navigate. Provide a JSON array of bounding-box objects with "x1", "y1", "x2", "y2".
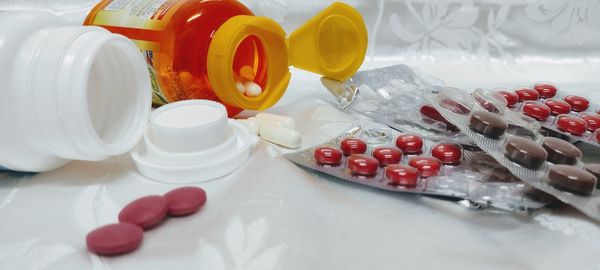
[{"x1": 1, "y1": 0, "x2": 600, "y2": 269}]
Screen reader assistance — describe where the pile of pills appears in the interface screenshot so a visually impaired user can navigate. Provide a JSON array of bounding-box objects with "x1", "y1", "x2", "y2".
[
  {"x1": 86, "y1": 187, "x2": 207, "y2": 256},
  {"x1": 236, "y1": 65, "x2": 263, "y2": 97},
  {"x1": 497, "y1": 83, "x2": 600, "y2": 145},
  {"x1": 237, "y1": 113, "x2": 302, "y2": 149}
]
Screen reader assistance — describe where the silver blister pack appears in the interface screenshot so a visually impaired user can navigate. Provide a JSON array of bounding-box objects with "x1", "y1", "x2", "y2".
[
  {"x1": 424, "y1": 90, "x2": 600, "y2": 221},
  {"x1": 321, "y1": 65, "x2": 476, "y2": 147},
  {"x1": 284, "y1": 120, "x2": 555, "y2": 214},
  {"x1": 498, "y1": 83, "x2": 600, "y2": 149}
]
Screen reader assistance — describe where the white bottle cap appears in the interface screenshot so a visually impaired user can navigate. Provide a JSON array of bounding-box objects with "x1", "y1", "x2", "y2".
[{"x1": 130, "y1": 100, "x2": 257, "y2": 183}]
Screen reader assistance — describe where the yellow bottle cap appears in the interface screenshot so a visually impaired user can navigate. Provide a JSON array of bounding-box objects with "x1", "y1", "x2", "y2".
[{"x1": 207, "y1": 2, "x2": 367, "y2": 111}]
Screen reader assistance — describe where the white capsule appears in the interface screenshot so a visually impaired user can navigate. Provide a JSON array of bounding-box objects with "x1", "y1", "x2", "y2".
[
  {"x1": 236, "y1": 81, "x2": 246, "y2": 94},
  {"x1": 256, "y1": 113, "x2": 296, "y2": 129},
  {"x1": 259, "y1": 124, "x2": 302, "y2": 149},
  {"x1": 252, "y1": 117, "x2": 286, "y2": 128},
  {"x1": 236, "y1": 118, "x2": 260, "y2": 135},
  {"x1": 245, "y1": 82, "x2": 262, "y2": 97}
]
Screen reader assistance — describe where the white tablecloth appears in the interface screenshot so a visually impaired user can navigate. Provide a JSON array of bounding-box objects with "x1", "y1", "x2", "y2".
[
  {"x1": 2, "y1": 59, "x2": 600, "y2": 270},
  {"x1": 2, "y1": 0, "x2": 600, "y2": 268}
]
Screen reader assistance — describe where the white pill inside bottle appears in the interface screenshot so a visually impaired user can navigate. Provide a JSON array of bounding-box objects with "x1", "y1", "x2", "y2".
[
  {"x1": 256, "y1": 113, "x2": 296, "y2": 129},
  {"x1": 259, "y1": 124, "x2": 302, "y2": 149},
  {"x1": 236, "y1": 81, "x2": 245, "y2": 94},
  {"x1": 244, "y1": 82, "x2": 262, "y2": 97}
]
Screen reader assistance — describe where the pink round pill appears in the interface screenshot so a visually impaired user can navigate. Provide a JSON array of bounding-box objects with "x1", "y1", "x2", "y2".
[
  {"x1": 118, "y1": 195, "x2": 168, "y2": 230},
  {"x1": 164, "y1": 187, "x2": 207, "y2": 217},
  {"x1": 86, "y1": 223, "x2": 143, "y2": 256}
]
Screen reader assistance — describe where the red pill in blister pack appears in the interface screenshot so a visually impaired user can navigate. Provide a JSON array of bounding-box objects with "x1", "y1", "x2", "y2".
[
  {"x1": 497, "y1": 90, "x2": 519, "y2": 107},
  {"x1": 314, "y1": 147, "x2": 343, "y2": 166},
  {"x1": 372, "y1": 147, "x2": 402, "y2": 166},
  {"x1": 431, "y1": 143, "x2": 462, "y2": 165},
  {"x1": 395, "y1": 134, "x2": 424, "y2": 154},
  {"x1": 419, "y1": 104, "x2": 459, "y2": 132},
  {"x1": 340, "y1": 138, "x2": 367, "y2": 156},
  {"x1": 544, "y1": 99, "x2": 572, "y2": 116},
  {"x1": 522, "y1": 101, "x2": 551, "y2": 121},
  {"x1": 564, "y1": 95, "x2": 590, "y2": 112},
  {"x1": 533, "y1": 83, "x2": 558, "y2": 99},
  {"x1": 385, "y1": 165, "x2": 419, "y2": 187},
  {"x1": 515, "y1": 88, "x2": 540, "y2": 102},
  {"x1": 556, "y1": 114, "x2": 588, "y2": 136},
  {"x1": 579, "y1": 113, "x2": 600, "y2": 132},
  {"x1": 408, "y1": 156, "x2": 442, "y2": 177},
  {"x1": 347, "y1": 154, "x2": 380, "y2": 176}
]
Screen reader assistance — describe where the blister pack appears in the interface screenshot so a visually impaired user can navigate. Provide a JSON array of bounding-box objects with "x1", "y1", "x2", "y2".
[
  {"x1": 284, "y1": 121, "x2": 555, "y2": 213},
  {"x1": 424, "y1": 90, "x2": 600, "y2": 221},
  {"x1": 496, "y1": 83, "x2": 600, "y2": 148},
  {"x1": 321, "y1": 65, "x2": 476, "y2": 147}
]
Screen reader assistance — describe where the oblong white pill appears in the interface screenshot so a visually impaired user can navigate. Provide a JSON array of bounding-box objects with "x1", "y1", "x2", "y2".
[
  {"x1": 244, "y1": 82, "x2": 262, "y2": 97},
  {"x1": 236, "y1": 81, "x2": 245, "y2": 94},
  {"x1": 256, "y1": 113, "x2": 296, "y2": 129},
  {"x1": 253, "y1": 117, "x2": 286, "y2": 128},
  {"x1": 236, "y1": 119, "x2": 260, "y2": 135},
  {"x1": 259, "y1": 124, "x2": 302, "y2": 149}
]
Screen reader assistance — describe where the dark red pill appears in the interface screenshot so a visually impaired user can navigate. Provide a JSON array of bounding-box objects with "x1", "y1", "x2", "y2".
[
  {"x1": 515, "y1": 88, "x2": 540, "y2": 102},
  {"x1": 347, "y1": 154, "x2": 380, "y2": 176},
  {"x1": 340, "y1": 138, "x2": 367, "y2": 156},
  {"x1": 372, "y1": 147, "x2": 402, "y2": 166},
  {"x1": 408, "y1": 156, "x2": 442, "y2": 177},
  {"x1": 431, "y1": 143, "x2": 462, "y2": 165},
  {"x1": 440, "y1": 98, "x2": 471, "y2": 115},
  {"x1": 396, "y1": 135, "x2": 424, "y2": 155},
  {"x1": 118, "y1": 195, "x2": 168, "y2": 230},
  {"x1": 596, "y1": 130, "x2": 600, "y2": 143},
  {"x1": 497, "y1": 90, "x2": 519, "y2": 107},
  {"x1": 420, "y1": 104, "x2": 459, "y2": 131},
  {"x1": 544, "y1": 99, "x2": 572, "y2": 116},
  {"x1": 163, "y1": 187, "x2": 207, "y2": 217},
  {"x1": 579, "y1": 113, "x2": 600, "y2": 132},
  {"x1": 385, "y1": 165, "x2": 419, "y2": 187},
  {"x1": 86, "y1": 223, "x2": 143, "y2": 256},
  {"x1": 556, "y1": 115, "x2": 588, "y2": 136},
  {"x1": 522, "y1": 101, "x2": 551, "y2": 121},
  {"x1": 534, "y1": 83, "x2": 558, "y2": 99},
  {"x1": 314, "y1": 147, "x2": 343, "y2": 165},
  {"x1": 564, "y1": 95, "x2": 590, "y2": 112}
]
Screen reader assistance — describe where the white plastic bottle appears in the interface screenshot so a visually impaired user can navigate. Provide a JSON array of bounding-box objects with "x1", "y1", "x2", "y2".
[{"x1": 0, "y1": 11, "x2": 152, "y2": 172}]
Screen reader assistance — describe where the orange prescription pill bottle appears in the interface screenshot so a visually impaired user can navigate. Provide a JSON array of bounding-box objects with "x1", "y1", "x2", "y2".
[{"x1": 85, "y1": 0, "x2": 367, "y2": 116}]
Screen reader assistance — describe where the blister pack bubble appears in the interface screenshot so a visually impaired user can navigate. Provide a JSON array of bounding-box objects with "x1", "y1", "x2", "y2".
[
  {"x1": 284, "y1": 121, "x2": 555, "y2": 213},
  {"x1": 321, "y1": 65, "x2": 477, "y2": 147},
  {"x1": 496, "y1": 83, "x2": 600, "y2": 149},
  {"x1": 424, "y1": 90, "x2": 600, "y2": 221}
]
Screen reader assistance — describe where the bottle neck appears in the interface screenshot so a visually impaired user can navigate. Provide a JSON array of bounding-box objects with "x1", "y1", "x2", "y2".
[{"x1": 24, "y1": 26, "x2": 152, "y2": 161}]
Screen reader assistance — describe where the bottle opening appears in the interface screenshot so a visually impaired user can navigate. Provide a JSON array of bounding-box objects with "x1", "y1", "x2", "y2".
[
  {"x1": 233, "y1": 35, "x2": 268, "y2": 98},
  {"x1": 318, "y1": 15, "x2": 359, "y2": 72},
  {"x1": 85, "y1": 39, "x2": 150, "y2": 154}
]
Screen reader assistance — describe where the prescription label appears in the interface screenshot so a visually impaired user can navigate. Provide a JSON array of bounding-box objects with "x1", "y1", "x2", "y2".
[{"x1": 87, "y1": 0, "x2": 185, "y2": 31}]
